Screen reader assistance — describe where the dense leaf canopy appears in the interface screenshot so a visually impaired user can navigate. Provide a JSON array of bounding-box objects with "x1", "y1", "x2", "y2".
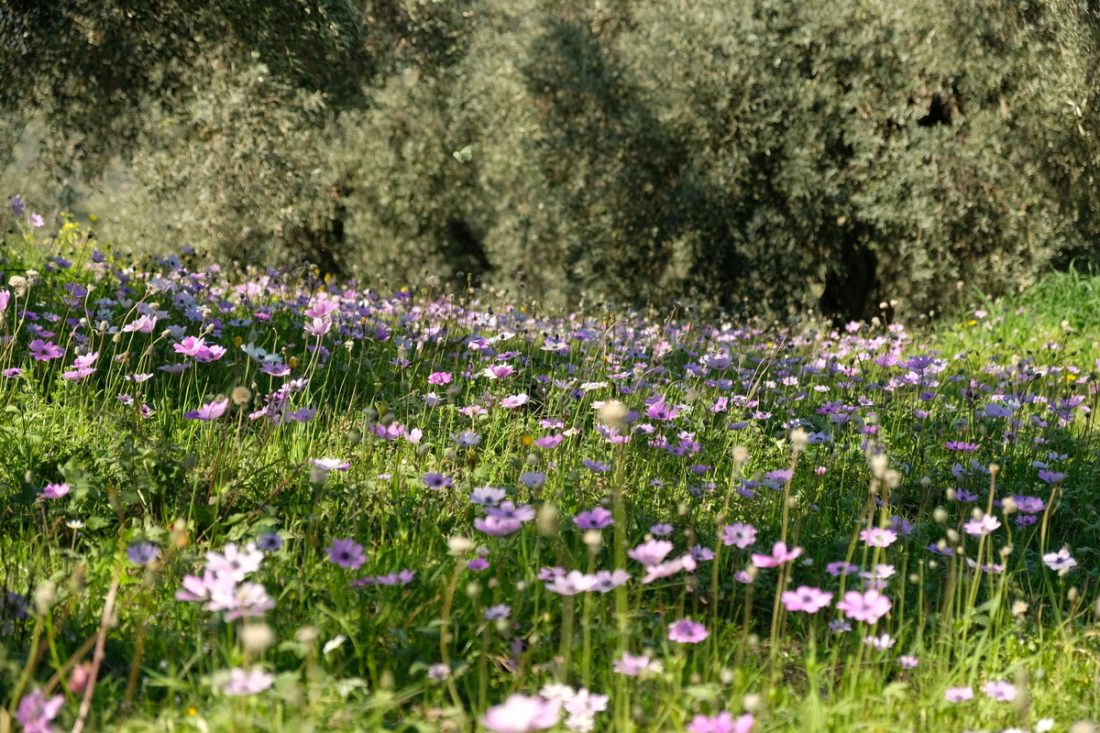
[{"x1": 2, "y1": 0, "x2": 1098, "y2": 319}]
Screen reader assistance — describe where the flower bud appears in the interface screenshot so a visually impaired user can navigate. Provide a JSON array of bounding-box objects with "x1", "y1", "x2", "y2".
[
  {"x1": 34, "y1": 580, "x2": 57, "y2": 615},
  {"x1": 790, "y1": 428, "x2": 808, "y2": 453},
  {"x1": 596, "y1": 400, "x2": 628, "y2": 428},
  {"x1": 536, "y1": 504, "x2": 559, "y2": 537},
  {"x1": 68, "y1": 662, "x2": 93, "y2": 694},
  {"x1": 869, "y1": 454, "x2": 888, "y2": 479},
  {"x1": 240, "y1": 622, "x2": 275, "y2": 653},
  {"x1": 447, "y1": 536, "x2": 474, "y2": 555},
  {"x1": 231, "y1": 386, "x2": 252, "y2": 406}
]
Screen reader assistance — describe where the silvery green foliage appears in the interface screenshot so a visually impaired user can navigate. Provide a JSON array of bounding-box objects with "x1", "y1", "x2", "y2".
[
  {"x1": 2, "y1": 0, "x2": 1098, "y2": 319},
  {"x1": 119, "y1": 60, "x2": 341, "y2": 271},
  {"x1": 337, "y1": 0, "x2": 1099, "y2": 318}
]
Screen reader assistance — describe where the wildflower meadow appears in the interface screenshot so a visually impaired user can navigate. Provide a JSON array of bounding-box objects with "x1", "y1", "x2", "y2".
[{"x1": 3, "y1": 208, "x2": 1100, "y2": 732}]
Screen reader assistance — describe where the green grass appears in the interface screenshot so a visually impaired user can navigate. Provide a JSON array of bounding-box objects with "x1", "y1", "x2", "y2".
[
  {"x1": 2, "y1": 220, "x2": 1100, "y2": 732},
  {"x1": 932, "y1": 263, "x2": 1100, "y2": 363}
]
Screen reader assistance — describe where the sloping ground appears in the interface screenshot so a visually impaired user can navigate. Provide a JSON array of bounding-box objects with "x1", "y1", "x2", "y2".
[{"x1": 2, "y1": 218, "x2": 1099, "y2": 731}]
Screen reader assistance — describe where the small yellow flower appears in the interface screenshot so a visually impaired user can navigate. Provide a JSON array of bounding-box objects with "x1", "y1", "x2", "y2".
[
  {"x1": 520, "y1": 435, "x2": 534, "y2": 447},
  {"x1": 187, "y1": 706, "x2": 198, "y2": 717},
  {"x1": 1066, "y1": 373, "x2": 1078, "y2": 383}
]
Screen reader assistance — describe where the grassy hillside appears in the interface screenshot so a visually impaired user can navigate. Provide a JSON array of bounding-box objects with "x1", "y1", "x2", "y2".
[{"x1": 2, "y1": 214, "x2": 1099, "y2": 732}]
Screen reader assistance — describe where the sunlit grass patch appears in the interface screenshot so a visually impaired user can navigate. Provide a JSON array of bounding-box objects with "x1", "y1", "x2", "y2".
[{"x1": 1, "y1": 214, "x2": 1099, "y2": 732}]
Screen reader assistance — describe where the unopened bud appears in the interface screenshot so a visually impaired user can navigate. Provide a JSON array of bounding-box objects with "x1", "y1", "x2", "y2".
[
  {"x1": 239, "y1": 622, "x2": 275, "y2": 653},
  {"x1": 597, "y1": 400, "x2": 628, "y2": 428},
  {"x1": 231, "y1": 386, "x2": 252, "y2": 406},
  {"x1": 34, "y1": 581, "x2": 57, "y2": 615},
  {"x1": 68, "y1": 662, "x2": 93, "y2": 694},
  {"x1": 447, "y1": 536, "x2": 474, "y2": 555},
  {"x1": 790, "y1": 428, "x2": 808, "y2": 453},
  {"x1": 536, "y1": 504, "x2": 559, "y2": 536},
  {"x1": 869, "y1": 454, "x2": 888, "y2": 479}
]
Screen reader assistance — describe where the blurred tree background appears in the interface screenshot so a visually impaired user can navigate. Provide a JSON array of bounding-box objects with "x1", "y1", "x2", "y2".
[{"x1": 1, "y1": 0, "x2": 1098, "y2": 320}]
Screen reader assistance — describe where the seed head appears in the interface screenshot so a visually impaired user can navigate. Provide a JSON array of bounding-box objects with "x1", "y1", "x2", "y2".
[{"x1": 240, "y1": 623, "x2": 275, "y2": 653}]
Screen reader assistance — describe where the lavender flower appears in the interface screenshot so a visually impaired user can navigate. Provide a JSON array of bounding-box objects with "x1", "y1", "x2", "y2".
[
  {"x1": 686, "y1": 712, "x2": 754, "y2": 733},
  {"x1": 667, "y1": 617, "x2": 709, "y2": 643},
  {"x1": 185, "y1": 398, "x2": 230, "y2": 421},
  {"x1": 612, "y1": 652, "x2": 663, "y2": 677},
  {"x1": 15, "y1": 689, "x2": 63, "y2": 733},
  {"x1": 257, "y1": 533, "x2": 284, "y2": 552},
  {"x1": 223, "y1": 667, "x2": 274, "y2": 696},
  {"x1": 781, "y1": 586, "x2": 833, "y2": 613},
  {"x1": 126, "y1": 541, "x2": 160, "y2": 567},
  {"x1": 1043, "y1": 547, "x2": 1077, "y2": 573},
  {"x1": 41, "y1": 482, "x2": 70, "y2": 500},
  {"x1": 982, "y1": 680, "x2": 1017, "y2": 702},
  {"x1": 835, "y1": 589, "x2": 892, "y2": 624},
  {"x1": 481, "y1": 694, "x2": 561, "y2": 733},
  {"x1": 721, "y1": 522, "x2": 757, "y2": 549},
  {"x1": 326, "y1": 539, "x2": 366, "y2": 569},
  {"x1": 944, "y1": 686, "x2": 974, "y2": 703},
  {"x1": 574, "y1": 507, "x2": 613, "y2": 529},
  {"x1": 859, "y1": 527, "x2": 898, "y2": 548},
  {"x1": 750, "y1": 542, "x2": 803, "y2": 568},
  {"x1": 628, "y1": 540, "x2": 674, "y2": 566},
  {"x1": 963, "y1": 513, "x2": 1001, "y2": 536},
  {"x1": 423, "y1": 472, "x2": 453, "y2": 490}
]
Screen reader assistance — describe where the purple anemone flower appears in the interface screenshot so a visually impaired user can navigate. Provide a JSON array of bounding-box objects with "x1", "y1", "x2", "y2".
[{"x1": 326, "y1": 538, "x2": 366, "y2": 570}]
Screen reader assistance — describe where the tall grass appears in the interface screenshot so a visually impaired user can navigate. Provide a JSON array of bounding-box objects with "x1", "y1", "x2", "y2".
[{"x1": 1, "y1": 213, "x2": 1099, "y2": 732}]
